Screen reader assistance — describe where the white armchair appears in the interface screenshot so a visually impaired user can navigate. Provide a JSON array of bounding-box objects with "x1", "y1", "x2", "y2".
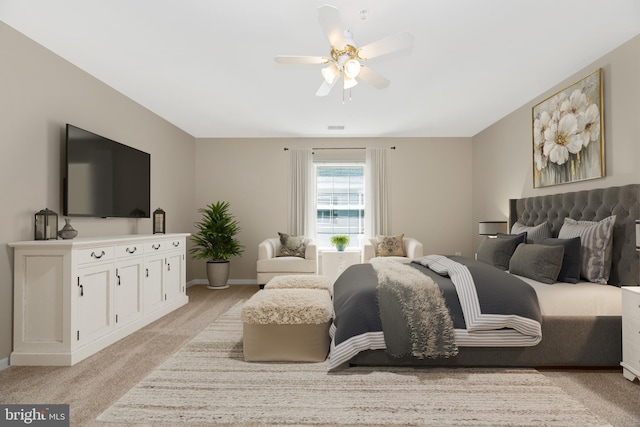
[
  {"x1": 256, "y1": 237, "x2": 318, "y2": 286},
  {"x1": 362, "y1": 236, "x2": 424, "y2": 264}
]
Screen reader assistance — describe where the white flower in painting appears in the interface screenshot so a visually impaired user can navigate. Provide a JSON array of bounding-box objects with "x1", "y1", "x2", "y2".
[
  {"x1": 547, "y1": 92, "x2": 567, "y2": 114},
  {"x1": 543, "y1": 114, "x2": 583, "y2": 165},
  {"x1": 533, "y1": 111, "x2": 551, "y2": 170},
  {"x1": 562, "y1": 89, "x2": 587, "y2": 116},
  {"x1": 577, "y1": 103, "x2": 600, "y2": 147},
  {"x1": 534, "y1": 144, "x2": 548, "y2": 171}
]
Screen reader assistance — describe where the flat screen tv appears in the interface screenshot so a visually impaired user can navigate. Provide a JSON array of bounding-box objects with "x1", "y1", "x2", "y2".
[{"x1": 64, "y1": 124, "x2": 151, "y2": 218}]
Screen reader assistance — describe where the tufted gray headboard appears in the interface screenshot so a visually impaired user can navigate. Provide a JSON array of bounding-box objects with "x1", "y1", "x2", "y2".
[{"x1": 509, "y1": 184, "x2": 640, "y2": 286}]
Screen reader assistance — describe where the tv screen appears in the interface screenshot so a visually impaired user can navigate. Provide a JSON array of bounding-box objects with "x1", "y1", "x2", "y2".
[{"x1": 64, "y1": 124, "x2": 151, "y2": 218}]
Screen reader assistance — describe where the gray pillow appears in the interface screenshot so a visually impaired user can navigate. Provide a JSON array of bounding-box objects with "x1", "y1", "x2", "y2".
[
  {"x1": 557, "y1": 216, "x2": 616, "y2": 284},
  {"x1": 277, "y1": 232, "x2": 306, "y2": 258},
  {"x1": 496, "y1": 232, "x2": 527, "y2": 246},
  {"x1": 540, "y1": 237, "x2": 581, "y2": 284},
  {"x1": 509, "y1": 243, "x2": 565, "y2": 284},
  {"x1": 476, "y1": 236, "x2": 520, "y2": 271},
  {"x1": 510, "y1": 222, "x2": 552, "y2": 244}
]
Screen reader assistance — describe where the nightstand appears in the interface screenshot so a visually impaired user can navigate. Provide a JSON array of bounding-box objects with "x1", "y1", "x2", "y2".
[
  {"x1": 621, "y1": 286, "x2": 640, "y2": 382},
  {"x1": 321, "y1": 250, "x2": 361, "y2": 284}
]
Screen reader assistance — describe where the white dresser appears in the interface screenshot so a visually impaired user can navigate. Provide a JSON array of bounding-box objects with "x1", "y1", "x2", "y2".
[
  {"x1": 9, "y1": 233, "x2": 189, "y2": 366},
  {"x1": 621, "y1": 286, "x2": 640, "y2": 382},
  {"x1": 321, "y1": 250, "x2": 361, "y2": 284}
]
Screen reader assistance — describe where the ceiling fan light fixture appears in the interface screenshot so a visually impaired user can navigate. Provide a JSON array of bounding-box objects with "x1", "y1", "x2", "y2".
[
  {"x1": 343, "y1": 59, "x2": 361, "y2": 79},
  {"x1": 343, "y1": 76, "x2": 358, "y2": 89},
  {"x1": 275, "y1": 5, "x2": 414, "y2": 99},
  {"x1": 321, "y1": 64, "x2": 340, "y2": 84}
]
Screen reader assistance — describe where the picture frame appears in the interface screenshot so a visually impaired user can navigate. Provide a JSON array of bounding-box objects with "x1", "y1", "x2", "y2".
[{"x1": 532, "y1": 69, "x2": 604, "y2": 188}]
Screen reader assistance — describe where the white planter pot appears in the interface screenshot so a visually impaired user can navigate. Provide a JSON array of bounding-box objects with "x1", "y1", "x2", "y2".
[{"x1": 206, "y1": 261, "x2": 230, "y2": 289}]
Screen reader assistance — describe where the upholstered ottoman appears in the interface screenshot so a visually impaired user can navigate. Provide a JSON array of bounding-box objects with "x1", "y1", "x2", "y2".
[
  {"x1": 264, "y1": 274, "x2": 333, "y2": 296},
  {"x1": 242, "y1": 289, "x2": 333, "y2": 362}
]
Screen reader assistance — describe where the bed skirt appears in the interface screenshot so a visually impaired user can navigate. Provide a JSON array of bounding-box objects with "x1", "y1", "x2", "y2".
[{"x1": 347, "y1": 315, "x2": 621, "y2": 367}]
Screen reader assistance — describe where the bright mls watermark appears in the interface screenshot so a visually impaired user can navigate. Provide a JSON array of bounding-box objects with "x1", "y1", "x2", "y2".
[{"x1": 1, "y1": 405, "x2": 69, "y2": 426}]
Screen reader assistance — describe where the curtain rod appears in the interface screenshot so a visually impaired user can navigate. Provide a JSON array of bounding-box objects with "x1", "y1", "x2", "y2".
[{"x1": 283, "y1": 146, "x2": 396, "y2": 151}]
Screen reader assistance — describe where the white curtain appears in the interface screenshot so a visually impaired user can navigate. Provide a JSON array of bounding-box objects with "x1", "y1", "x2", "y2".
[
  {"x1": 287, "y1": 148, "x2": 315, "y2": 237},
  {"x1": 365, "y1": 147, "x2": 389, "y2": 238}
]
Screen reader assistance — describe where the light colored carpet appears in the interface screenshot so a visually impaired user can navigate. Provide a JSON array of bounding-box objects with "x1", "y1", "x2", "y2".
[{"x1": 96, "y1": 302, "x2": 611, "y2": 426}]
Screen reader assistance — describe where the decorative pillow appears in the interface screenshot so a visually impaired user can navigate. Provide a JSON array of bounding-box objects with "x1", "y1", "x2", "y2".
[
  {"x1": 376, "y1": 234, "x2": 405, "y2": 257},
  {"x1": 496, "y1": 232, "x2": 527, "y2": 246},
  {"x1": 508, "y1": 243, "x2": 565, "y2": 284},
  {"x1": 557, "y1": 215, "x2": 616, "y2": 284},
  {"x1": 277, "y1": 232, "x2": 306, "y2": 258},
  {"x1": 476, "y1": 235, "x2": 521, "y2": 271},
  {"x1": 540, "y1": 237, "x2": 581, "y2": 284},
  {"x1": 510, "y1": 222, "x2": 552, "y2": 244}
]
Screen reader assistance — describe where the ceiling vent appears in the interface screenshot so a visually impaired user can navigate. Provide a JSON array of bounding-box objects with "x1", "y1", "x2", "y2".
[{"x1": 328, "y1": 125, "x2": 345, "y2": 130}]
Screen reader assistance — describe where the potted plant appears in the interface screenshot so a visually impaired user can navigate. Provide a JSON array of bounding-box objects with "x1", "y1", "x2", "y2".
[
  {"x1": 190, "y1": 201, "x2": 244, "y2": 290},
  {"x1": 330, "y1": 235, "x2": 350, "y2": 252}
]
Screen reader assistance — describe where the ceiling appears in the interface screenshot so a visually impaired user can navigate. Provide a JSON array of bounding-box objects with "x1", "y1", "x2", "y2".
[{"x1": 2, "y1": 0, "x2": 640, "y2": 139}]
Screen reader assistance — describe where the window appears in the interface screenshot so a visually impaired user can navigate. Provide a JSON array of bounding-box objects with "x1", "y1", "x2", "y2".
[{"x1": 315, "y1": 163, "x2": 364, "y2": 249}]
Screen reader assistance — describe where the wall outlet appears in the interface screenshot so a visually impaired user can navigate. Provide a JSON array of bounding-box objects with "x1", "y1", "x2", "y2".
[{"x1": 454, "y1": 251, "x2": 461, "y2": 256}]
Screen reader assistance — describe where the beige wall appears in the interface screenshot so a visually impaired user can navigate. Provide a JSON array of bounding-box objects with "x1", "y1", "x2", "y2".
[
  {"x1": 0, "y1": 22, "x2": 196, "y2": 363},
  {"x1": 472, "y1": 34, "x2": 640, "y2": 248},
  {"x1": 193, "y1": 137, "x2": 474, "y2": 282}
]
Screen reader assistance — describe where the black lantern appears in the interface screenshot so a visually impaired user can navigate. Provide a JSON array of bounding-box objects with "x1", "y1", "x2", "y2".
[
  {"x1": 34, "y1": 208, "x2": 59, "y2": 240},
  {"x1": 153, "y1": 208, "x2": 166, "y2": 234}
]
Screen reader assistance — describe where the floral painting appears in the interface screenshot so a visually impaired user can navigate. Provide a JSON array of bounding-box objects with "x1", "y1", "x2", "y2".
[{"x1": 532, "y1": 69, "x2": 604, "y2": 188}]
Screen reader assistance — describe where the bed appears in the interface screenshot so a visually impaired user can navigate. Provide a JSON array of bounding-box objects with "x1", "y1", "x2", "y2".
[{"x1": 328, "y1": 184, "x2": 640, "y2": 370}]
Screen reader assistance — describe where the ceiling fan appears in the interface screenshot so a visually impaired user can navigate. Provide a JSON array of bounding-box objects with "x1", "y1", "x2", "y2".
[{"x1": 274, "y1": 4, "x2": 414, "y2": 97}]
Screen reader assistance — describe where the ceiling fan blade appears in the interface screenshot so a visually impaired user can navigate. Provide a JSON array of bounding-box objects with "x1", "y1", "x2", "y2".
[
  {"x1": 317, "y1": 4, "x2": 346, "y2": 50},
  {"x1": 316, "y1": 78, "x2": 338, "y2": 97},
  {"x1": 274, "y1": 55, "x2": 327, "y2": 64},
  {"x1": 357, "y1": 31, "x2": 414, "y2": 60},
  {"x1": 358, "y1": 66, "x2": 390, "y2": 89}
]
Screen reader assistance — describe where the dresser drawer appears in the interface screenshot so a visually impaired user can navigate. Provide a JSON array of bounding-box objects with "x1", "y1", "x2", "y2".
[
  {"x1": 115, "y1": 243, "x2": 144, "y2": 258},
  {"x1": 166, "y1": 238, "x2": 185, "y2": 251},
  {"x1": 76, "y1": 246, "x2": 114, "y2": 264},
  {"x1": 622, "y1": 289, "x2": 640, "y2": 317},
  {"x1": 623, "y1": 315, "x2": 640, "y2": 345},
  {"x1": 144, "y1": 241, "x2": 167, "y2": 254}
]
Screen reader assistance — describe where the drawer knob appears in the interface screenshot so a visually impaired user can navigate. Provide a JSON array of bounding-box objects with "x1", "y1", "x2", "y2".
[
  {"x1": 91, "y1": 250, "x2": 106, "y2": 259},
  {"x1": 152, "y1": 244, "x2": 161, "y2": 250},
  {"x1": 126, "y1": 246, "x2": 137, "y2": 254},
  {"x1": 173, "y1": 241, "x2": 180, "y2": 247}
]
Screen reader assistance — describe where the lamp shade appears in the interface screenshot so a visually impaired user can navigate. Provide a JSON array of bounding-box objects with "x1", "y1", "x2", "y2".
[
  {"x1": 343, "y1": 76, "x2": 358, "y2": 89},
  {"x1": 321, "y1": 64, "x2": 340, "y2": 85},
  {"x1": 478, "y1": 221, "x2": 508, "y2": 236},
  {"x1": 343, "y1": 59, "x2": 361, "y2": 79}
]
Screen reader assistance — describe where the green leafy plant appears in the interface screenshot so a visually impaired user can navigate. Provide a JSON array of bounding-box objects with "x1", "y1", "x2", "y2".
[
  {"x1": 330, "y1": 235, "x2": 350, "y2": 249},
  {"x1": 190, "y1": 201, "x2": 244, "y2": 261}
]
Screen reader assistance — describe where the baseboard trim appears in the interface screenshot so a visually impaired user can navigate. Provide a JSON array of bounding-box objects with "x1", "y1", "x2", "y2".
[
  {"x1": 188, "y1": 279, "x2": 257, "y2": 287},
  {"x1": 0, "y1": 357, "x2": 9, "y2": 371}
]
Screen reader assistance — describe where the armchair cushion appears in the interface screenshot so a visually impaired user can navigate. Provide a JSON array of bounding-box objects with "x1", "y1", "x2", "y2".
[
  {"x1": 277, "y1": 232, "x2": 306, "y2": 258},
  {"x1": 363, "y1": 236, "x2": 424, "y2": 263},
  {"x1": 376, "y1": 234, "x2": 406, "y2": 257}
]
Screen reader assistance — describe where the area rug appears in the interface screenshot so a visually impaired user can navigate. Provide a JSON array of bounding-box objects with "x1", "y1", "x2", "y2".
[{"x1": 96, "y1": 302, "x2": 610, "y2": 426}]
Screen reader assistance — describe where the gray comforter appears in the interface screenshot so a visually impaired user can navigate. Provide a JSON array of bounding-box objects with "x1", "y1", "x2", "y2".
[{"x1": 329, "y1": 255, "x2": 542, "y2": 369}]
